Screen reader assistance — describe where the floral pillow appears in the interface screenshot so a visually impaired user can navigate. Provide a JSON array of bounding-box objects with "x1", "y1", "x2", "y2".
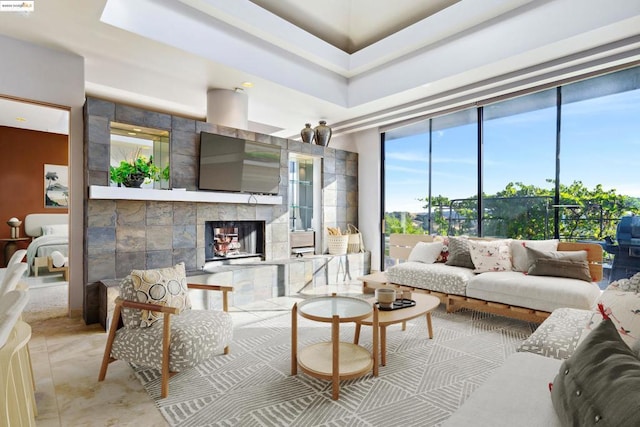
[
  {"x1": 467, "y1": 239, "x2": 512, "y2": 273},
  {"x1": 433, "y1": 236, "x2": 449, "y2": 263},
  {"x1": 130, "y1": 262, "x2": 191, "y2": 327}
]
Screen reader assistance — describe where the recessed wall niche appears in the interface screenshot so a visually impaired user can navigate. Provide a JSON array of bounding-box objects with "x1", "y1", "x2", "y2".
[{"x1": 110, "y1": 122, "x2": 170, "y2": 189}]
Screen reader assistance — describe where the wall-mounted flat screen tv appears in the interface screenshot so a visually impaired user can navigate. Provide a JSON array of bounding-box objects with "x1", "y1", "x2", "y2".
[{"x1": 199, "y1": 132, "x2": 282, "y2": 195}]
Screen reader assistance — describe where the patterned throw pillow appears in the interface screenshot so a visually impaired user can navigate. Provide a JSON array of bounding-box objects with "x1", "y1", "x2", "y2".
[
  {"x1": 433, "y1": 236, "x2": 449, "y2": 263},
  {"x1": 595, "y1": 285, "x2": 640, "y2": 350},
  {"x1": 445, "y1": 236, "x2": 475, "y2": 269},
  {"x1": 130, "y1": 262, "x2": 191, "y2": 328},
  {"x1": 468, "y1": 239, "x2": 512, "y2": 273}
]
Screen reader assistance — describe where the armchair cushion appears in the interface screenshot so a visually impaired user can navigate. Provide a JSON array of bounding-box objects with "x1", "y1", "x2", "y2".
[
  {"x1": 130, "y1": 262, "x2": 192, "y2": 327},
  {"x1": 110, "y1": 309, "x2": 233, "y2": 372}
]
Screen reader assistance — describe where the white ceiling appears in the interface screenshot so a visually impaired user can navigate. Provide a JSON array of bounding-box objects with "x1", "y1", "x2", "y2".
[{"x1": 0, "y1": 0, "x2": 639, "y2": 139}]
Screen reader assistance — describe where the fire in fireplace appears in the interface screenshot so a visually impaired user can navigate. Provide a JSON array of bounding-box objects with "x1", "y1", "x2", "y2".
[{"x1": 205, "y1": 221, "x2": 265, "y2": 261}]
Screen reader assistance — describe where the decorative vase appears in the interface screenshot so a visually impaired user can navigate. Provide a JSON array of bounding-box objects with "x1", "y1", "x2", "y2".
[
  {"x1": 300, "y1": 123, "x2": 315, "y2": 143},
  {"x1": 314, "y1": 120, "x2": 332, "y2": 147}
]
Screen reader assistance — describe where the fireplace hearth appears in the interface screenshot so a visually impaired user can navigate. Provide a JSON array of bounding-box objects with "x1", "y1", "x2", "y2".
[{"x1": 205, "y1": 221, "x2": 266, "y2": 262}]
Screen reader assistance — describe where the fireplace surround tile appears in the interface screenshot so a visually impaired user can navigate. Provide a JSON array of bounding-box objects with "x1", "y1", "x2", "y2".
[{"x1": 116, "y1": 227, "x2": 146, "y2": 252}]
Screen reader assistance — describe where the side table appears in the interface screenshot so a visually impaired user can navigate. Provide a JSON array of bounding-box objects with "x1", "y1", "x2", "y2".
[
  {"x1": 291, "y1": 294, "x2": 379, "y2": 400},
  {"x1": 1, "y1": 238, "x2": 30, "y2": 267}
]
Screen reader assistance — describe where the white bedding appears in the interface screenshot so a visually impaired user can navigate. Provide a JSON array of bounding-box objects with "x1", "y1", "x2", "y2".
[{"x1": 26, "y1": 234, "x2": 69, "y2": 274}]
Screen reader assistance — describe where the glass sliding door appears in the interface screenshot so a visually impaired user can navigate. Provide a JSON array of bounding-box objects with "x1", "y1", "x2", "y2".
[
  {"x1": 560, "y1": 67, "x2": 640, "y2": 241},
  {"x1": 482, "y1": 90, "x2": 557, "y2": 239},
  {"x1": 431, "y1": 109, "x2": 478, "y2": 236},
  {"x1": 382, "y1": 123, "x2": 429, "y2": 268}
]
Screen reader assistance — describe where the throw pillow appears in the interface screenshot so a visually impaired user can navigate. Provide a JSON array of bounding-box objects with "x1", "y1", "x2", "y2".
[
  {"x1": 468, "y1": 239, "x2": 512, "y2": 273},
  {"x1": 528, "y1": 258, "x2": 592, "y2": 282},
  {"x1": 130, "y1": 262, "x2": 191, "y2": 327},
  {"x1": 433, "y1": 235, "x2": 449, "y2": 263},
  {"x1": 551, "y1": 318, "x2": 640, "y2": 426},
  {"x1": 596, "y1": 286, "x2": 640, "y2": 350},
  {"x1": 525, "y1": 247, "x2": 591, "y2": 281},
  {"x1": 445, "y1": 236, "x2": 475, "y2": 269},
  {"x1": 408, "y1": 241, "x2": 443, "y2": 264},
  {"x1": 510, "y1": 239, "x2": 559, "y2": 272}
]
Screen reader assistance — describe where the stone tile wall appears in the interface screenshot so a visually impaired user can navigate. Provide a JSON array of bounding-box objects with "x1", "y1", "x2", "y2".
[{"x1": 83, "y1": 97, "x2": 359, "y2": 324}]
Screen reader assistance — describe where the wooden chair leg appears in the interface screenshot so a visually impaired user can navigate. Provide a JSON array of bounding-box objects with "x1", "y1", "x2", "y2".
[
  {"x1": 161, "y1": 313, "x2": 172, "y2": 398},
  {"x1": 98, "y1": 303, "x2": 122, "y2": 381}
]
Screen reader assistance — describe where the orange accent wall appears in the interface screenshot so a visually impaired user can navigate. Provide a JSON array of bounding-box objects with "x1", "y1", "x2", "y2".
[{"x1": 0, "y1": 126, "x2": 68, "y2": 263}]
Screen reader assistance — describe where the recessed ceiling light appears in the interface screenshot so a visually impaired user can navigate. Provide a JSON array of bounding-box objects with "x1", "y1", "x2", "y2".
[
  {"x1": 15, "y1": 117, "x2": 27, "y2": 122},
  {"x1": 127, "y1": 132, "x2": 136, "y2": 135},
  {"x1": 241, "y1": 81, "x2": 254, "y2": 88},
  {"x1": 132, "y1": 128, "x2": 142, "y2": 132}
]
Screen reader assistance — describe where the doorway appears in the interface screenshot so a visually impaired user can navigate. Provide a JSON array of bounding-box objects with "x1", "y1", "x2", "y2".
[{"x1": 0, "y1": 97, "x2": 70, "y2": 321}]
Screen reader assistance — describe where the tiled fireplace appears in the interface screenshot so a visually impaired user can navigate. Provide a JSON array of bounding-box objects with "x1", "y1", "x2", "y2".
[
  {"x1": 83, "y1": 96, "x2": 359, "y2": 325},
  {"x1": 205, "y1": 220, "x2": 265, "y2": 261}
]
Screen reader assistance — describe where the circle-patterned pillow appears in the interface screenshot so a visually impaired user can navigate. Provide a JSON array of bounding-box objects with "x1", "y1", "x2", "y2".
[{"x1": 130, "y1": 262, "x2": 191, "y2": 327}]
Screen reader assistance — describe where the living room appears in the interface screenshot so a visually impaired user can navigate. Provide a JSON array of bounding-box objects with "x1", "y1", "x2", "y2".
[{"x1": 2, "y1": 1, "x2": 640, "y2": 425}]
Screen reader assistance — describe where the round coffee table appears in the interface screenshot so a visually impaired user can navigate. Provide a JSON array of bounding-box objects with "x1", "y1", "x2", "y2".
[
  {"x1": 354, "y1": 292, "x2": 441, "y2": 366},
  {"x1": 291, "y1": 294, "x2": 379, "y2": 400}
]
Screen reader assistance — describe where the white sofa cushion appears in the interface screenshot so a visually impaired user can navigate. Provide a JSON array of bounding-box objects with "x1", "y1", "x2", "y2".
[
  {"x1": 466, "y1": 271, "x2": 601, "y2": 313},
  {"x1": 443, "y1": 352, "x2": 563, "y2": 427},
  {"x1": 386, "y1": 262, "x2": 475, "y2": 296}
]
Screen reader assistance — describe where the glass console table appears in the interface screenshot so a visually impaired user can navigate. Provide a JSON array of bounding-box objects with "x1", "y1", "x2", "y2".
[{"x1": 291, "y1": 294, "x2": 379, "y2": 400}]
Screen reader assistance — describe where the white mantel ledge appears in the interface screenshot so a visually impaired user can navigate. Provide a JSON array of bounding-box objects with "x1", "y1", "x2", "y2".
[{"x1": 89, "y1": 185, "x2": 283, "y2": 205}]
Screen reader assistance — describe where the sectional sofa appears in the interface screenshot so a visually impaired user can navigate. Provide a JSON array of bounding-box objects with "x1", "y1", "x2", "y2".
[
  {"x1": 444, "y1": 276, "x2": 640, "y2": 426},
  {"x1": 363, "y1": 234, "x2": 603, "y2": 323}
]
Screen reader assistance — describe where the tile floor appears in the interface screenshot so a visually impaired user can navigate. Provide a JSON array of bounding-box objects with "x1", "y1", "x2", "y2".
[{"x1": 29, "y1": 281, "x2": 363, "y2": 426}]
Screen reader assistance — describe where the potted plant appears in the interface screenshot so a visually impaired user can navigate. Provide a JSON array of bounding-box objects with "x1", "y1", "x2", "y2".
[{"x1": 110, "y1": 149, "x2": 163, "y2": 188}]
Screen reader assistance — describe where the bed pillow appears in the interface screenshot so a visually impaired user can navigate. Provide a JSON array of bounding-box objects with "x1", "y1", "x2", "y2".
[
  {"x1": 468, "y1": 239, "x2": 512, "y2": 273},
  {"x1": 551, "y1": 317, "x2": 640, "y2": 426},
  {"x1": 130, "y1": 262, "x2": 191, "y2": 328},
  {"x1": 445, "y1": 236, "x2": 475, "y2": 269},
  {"x1": 41, "y1": 224, "x2": 68, "y2": 236},
  {"x1": 510, "y1": 239, "x2": 559, "y2": 272},
  {"x1": 407, "y1": 241, "x2": 443, "y2": 264},
  {"x1": 525, "y1": 247, "x2": 591, "y2": 282}
]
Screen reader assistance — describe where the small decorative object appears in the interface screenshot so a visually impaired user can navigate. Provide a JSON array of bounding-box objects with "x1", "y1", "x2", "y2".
[
  {"x1": 109, "y1": 149, "x2": 165, "y2": 188},
  {"x1": 300, "y1": 123, "x2": 315, "y2": 144},
  {"x1": 375, "y1": 288, "x2": 395, "y2": 309},
  {"x1": 7, "y1": 217, "x2": 21, "y2": 238},
  {"x1": 314, "y1": 120, "x2": 332, "y2": 147}
]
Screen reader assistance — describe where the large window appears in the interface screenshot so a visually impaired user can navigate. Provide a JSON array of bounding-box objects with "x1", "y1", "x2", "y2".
[
  {"x1": 482, "y1": 90, "x2": 557, "y2": 238},
  {"x1": 381, "y1": 64, "x2": 640, "y2": 269}
]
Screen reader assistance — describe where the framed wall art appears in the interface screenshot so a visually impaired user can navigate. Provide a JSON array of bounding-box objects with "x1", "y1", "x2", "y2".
[{"x1": 44, "y1": 164, "x2": 69, "y2": 208}]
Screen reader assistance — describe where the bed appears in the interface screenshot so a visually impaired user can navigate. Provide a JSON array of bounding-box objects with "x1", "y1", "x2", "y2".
[{"x1": 24, "y1": 213, "x2": 69, "y2": 276}]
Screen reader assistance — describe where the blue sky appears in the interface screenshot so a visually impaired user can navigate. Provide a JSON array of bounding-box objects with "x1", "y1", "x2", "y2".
[{"x1": 385, "y1": 88, "x2": 640, "y2": 213}]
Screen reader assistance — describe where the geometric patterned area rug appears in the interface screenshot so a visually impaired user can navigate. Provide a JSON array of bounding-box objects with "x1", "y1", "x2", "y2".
[{"x1": 133, "y1": 306, "x2": 537, "y2": 427}]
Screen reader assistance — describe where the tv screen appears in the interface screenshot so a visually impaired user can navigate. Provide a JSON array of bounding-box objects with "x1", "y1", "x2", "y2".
[{"x1": 199, "y1": 132, "x2": 282, "y2": 195}]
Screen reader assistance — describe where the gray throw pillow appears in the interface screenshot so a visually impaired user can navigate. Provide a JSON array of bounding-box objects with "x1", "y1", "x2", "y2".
[
  {"x1": 525, "y1": 247, "x2": 591, "y2": 281},
  {"x1": 445, "y1": 236, "x2": 475, "y2": 269},
  {"x1": 551, "y1": 317, "x2": 640, "y2": 426},
  {"x1": 528, "y1": 258, "x2": 592, "y2": 282}
]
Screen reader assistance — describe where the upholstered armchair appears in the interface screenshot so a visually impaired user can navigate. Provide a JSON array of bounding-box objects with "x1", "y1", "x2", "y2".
[{"x1": 98, "y1": 263, "x2": 233, "y2": 398}]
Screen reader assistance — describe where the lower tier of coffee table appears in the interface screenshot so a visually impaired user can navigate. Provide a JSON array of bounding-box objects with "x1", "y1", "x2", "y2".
[{"x1": 298, "y1": 342, "x2": 374, "y2": 380}]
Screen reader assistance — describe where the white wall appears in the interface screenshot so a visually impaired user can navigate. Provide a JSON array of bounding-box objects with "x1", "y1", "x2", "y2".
[
  {"x1": 353, "y1": 128, "x2": 382, "y2": 271},
  {"x1": 0, "y1": 34, "x2": 85, "y2": 314}
]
